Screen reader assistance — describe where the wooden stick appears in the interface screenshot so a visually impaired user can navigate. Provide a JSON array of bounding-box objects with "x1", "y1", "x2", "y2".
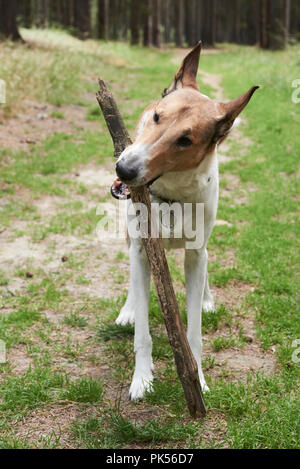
[{"x1": 96, "y1": 79, "x2": 206, "y2": 418}]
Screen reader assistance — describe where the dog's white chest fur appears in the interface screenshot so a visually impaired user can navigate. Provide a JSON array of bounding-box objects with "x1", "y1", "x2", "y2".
[
  {"x1": 150, "y1": 149, "x2": 219, "y2": 203},
  {"x1": 148, "y1": 150, "x2": 219, "y2": 249}
]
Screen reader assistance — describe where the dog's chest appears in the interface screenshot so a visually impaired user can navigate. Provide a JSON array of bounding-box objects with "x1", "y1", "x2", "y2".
[
  {"x1": 127, "y1": 152, "x2": 219, "y2": 249},
  {"x1": 148, "y1": 158, "x2": 218, "y2": 249},
  {"x1": 150, "y1": 151, "x2": 218, "y2": 204}
]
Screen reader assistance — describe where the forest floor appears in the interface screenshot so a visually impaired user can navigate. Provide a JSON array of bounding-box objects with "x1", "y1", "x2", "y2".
[{"x1": 0, "y1": 30, "x2": 299, "y2": 449}]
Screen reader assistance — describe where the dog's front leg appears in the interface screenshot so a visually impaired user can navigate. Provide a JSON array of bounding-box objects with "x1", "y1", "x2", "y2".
[
  {"x1": 117, "y1": 240, "x2": 153, "y2": 400},
  {"x1": 184, "y1": 248, "x2": 209, "y2": 392}
]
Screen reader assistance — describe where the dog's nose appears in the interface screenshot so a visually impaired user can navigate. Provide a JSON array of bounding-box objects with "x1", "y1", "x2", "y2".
[{"x1": 116, "y1": 160, "x2": 138, "y2": 182}]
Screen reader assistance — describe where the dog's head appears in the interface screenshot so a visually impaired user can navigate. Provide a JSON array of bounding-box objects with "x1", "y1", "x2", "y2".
[{"x1": 116, "y1": 42, "x2": 259, "y2": 187}]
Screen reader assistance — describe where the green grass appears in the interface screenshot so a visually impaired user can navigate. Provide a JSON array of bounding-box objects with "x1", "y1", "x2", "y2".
[
  {"x1": 0, "y1": 367, "x2": 66, "y2": 414},
  {"x1": 50, "y1": 110, "x2": 65, "y2": 119},
  {"x1": 63, "y1": 311, "x2": 88, "y2": 328},
  {"x1": 71, "y1": 410, "x2": 199, "y2": 449},
  {"x1": 205, "y1": 373, "x2": 300, "y2": 449},
  {"x1": 212, "y1": 336, "x2": 236, "y2": 352},
  {"x1": 60, "y1": 377, "x2": 103, "y2": 403},
  {"x1": 0, "y1": 269, "x2": 9, "y2": 286},
  {"x1": 0, "y1": 30, "x2": 299, "y2": 449}
]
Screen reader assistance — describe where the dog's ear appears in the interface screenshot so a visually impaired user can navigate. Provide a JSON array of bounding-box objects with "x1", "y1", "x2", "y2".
[
  {"x1": 162, "y1": 42, "x2": 202, "y2": 97},
  {"x1": 212, "y1": 86, "x2": 259, "y2": 144}
]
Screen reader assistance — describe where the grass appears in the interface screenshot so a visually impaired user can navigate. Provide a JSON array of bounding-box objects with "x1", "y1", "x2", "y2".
[
  {"x1": 0, "y1": 367, "x2": 66, "y2": 414},
  {"x1": 50, "y1": 110, "x2": 65, "y2": 119},
  {"x1": 0, "y1": 30, "x2": 299, "y2": 449},
  {"x1": 60, "y1": 377, "x2": 103, "y2": 403}
]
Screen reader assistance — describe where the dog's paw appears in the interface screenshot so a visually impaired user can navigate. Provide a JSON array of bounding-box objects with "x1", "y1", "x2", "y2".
[
  {"x1": 129, "y1": 374, "x2": 153, "y2": 401},
  {"x1": 202, "y1": 299, "x2": 215, "y2": 313},
  {"x1": 201, "y1": 381, "x2": 210, "y2": 393},
  {"x1": 115, "y1": 306, "x2": 135, "y2": 326},
  {"x1": 199, "y1": 371, "x2": 210, "y2": 393}
]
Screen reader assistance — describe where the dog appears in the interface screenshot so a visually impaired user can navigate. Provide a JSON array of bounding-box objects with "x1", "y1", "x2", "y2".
[{"x1": 113, "y1": 42, "x2": 258, "y2": 400}]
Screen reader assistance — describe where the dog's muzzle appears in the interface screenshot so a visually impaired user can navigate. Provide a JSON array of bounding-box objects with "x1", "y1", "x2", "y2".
[{"x1": 116, "y1": 159, "x2": 139, "y2": 183}]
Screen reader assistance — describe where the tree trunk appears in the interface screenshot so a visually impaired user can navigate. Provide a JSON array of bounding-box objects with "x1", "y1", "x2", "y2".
[
  {"x1": 259, "y1": 0, "x2": 266, "y2": 47},
  {"x1": 185, "y1": 0, "x2": 197, "y2": 46},
  {"x1": 175, "y1": 0, "x2": 184, "y2": 47},
  {"x1": 152, "y1": 0, "x2": 161, "y2": 48},
  {"x1": 195, "y1": 0, "x2": 202, "y2": 43},
  {"x1": 142, "y1": 0, "x2": 153, "y2": 46},
  {"x1": 162, "y1": 0, "x2": 171, "y2": 44},
  {"x1": 61, "y1": 0, "x2": 72, "y2": 28},
  {"x1": 19, "y1": 0, "x2": 33, "y2": 28},
  {"x1": 41, "y1": 0, "x2": 49, "y2": 28},
  {"x1": 201, "y1": 0, "x2": 216, "y2": 47},
  {"x1": 260, "y1": 0, "x2": 286, "y2": 49},
  {"x1": 130, "y1": 0, "x2": 140, "y2": 45},
  {"x1": 73, "y1": 0, "x2": 91, "y2": 38},
  {"x1": 284, "y1": 0, "x2": 291, "y2": 44},
  {"x1": 0, "y1": 0, "x2": 22, "y2": 40},
  {"x1": 289, "y1": 0, "x2": 300, "y2": 41},
  {"x1": 110, "y1": 0, "x2": 120, "y2": 40},
  {"x1": 98, "y1": 0, "x2": 109, "y2": 39},
  {"x1": 270, "y1": 0, "x2": 286, "y2": 49},
  {"x1": 233, "y1": 0, "x2": 241, "y2": 43},
  {"x1": 49, "y1": 0, "x2": 62, "y2": 26}
]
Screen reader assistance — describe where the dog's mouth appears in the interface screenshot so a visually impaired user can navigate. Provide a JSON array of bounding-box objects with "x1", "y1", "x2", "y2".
[
  {"x1": 110, "y1": 178, "x2": 130, "y2": 200},
  {"x1": 110, "y1": 175, "x2": 162, "y2": 200}
]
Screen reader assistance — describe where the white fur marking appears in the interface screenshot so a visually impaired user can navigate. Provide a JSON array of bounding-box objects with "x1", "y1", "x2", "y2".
[{"x1": 136, "y1": 110, "x2": 151, "y2": 138}]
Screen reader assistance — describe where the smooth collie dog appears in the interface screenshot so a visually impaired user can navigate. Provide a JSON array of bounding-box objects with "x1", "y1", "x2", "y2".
[{"x1": 114, "y1": 42, "x2": 258, "y2": 400}]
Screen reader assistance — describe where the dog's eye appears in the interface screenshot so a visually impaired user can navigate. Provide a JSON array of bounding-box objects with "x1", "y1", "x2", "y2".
[
  {"x1": 153, "y1": 112, "x2": 159, "y2": 123},
  {"x1": 176, "y1": 136, "x2": 192, "y2": 147}
]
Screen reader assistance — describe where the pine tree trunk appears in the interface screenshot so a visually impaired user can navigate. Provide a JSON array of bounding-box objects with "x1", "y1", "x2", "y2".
[
  {"x1": 152, "y1": 0, "x2": 161, "y2": 48},
  {"x1": 143, "y1": 0, "x2": 153, "y2": 47},
  {"x1": 49, "y1": 0, "x2": 62, "y2": 26},
  {"x1": 20, "y1": 0, "x2": 33, "y2": 28},
  {"x1": 162, "y1": 0, "x2": 171, "y2": 44},
  {"x1": 0, "y1": 0, "x2": 22, "y2": 40},
  {"x1": 284, "y1": 0, "x2": 291, "y2": 44},
  {"x1": 61, "y1": 0, "x2": 72, "y2": 28},
  {"x1": 259, "y1": 0, "x2": 268, "y2": 48},
  {"x1": 185, "y1": 0, "x2": 197, "y2": 46},
  {"x1": 195, "y1": 0, "x2": 202, "y2": 43},
  {"x1": 201, "y1": 0, "x2": 216, "y2": 47},
  {"x1": 130, "y1": 0, "x2": 140, "y2": 45},
  {"x1": 175, "y1": 0, "x2": 184, "y2": 47},
  {"x1": 289, "y1": 0, "x2": 300, "y2": 41},
  {"x1": 41, "y1": 0, "x2": 49, "y2": 28},
  {"x1": 110, "y1": 0, "x2": 120, "y2": 40},
  {"x1": 260, "y1": 0, "x2": 286, "y2": 50},
  {"x1": 98, "y1": 0, "x2": 109, "y2": 39},
  {"x1": 233, "y1": 0, "x2": 241, "y2": 43},
  {"x1": 73, "y1": 0, "x2": 91, "y2": 38}
]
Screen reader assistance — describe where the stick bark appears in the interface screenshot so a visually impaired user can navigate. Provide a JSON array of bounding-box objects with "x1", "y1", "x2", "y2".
[{"x1": 96, "y1": 79, "x2": 206, "y2": 418}]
